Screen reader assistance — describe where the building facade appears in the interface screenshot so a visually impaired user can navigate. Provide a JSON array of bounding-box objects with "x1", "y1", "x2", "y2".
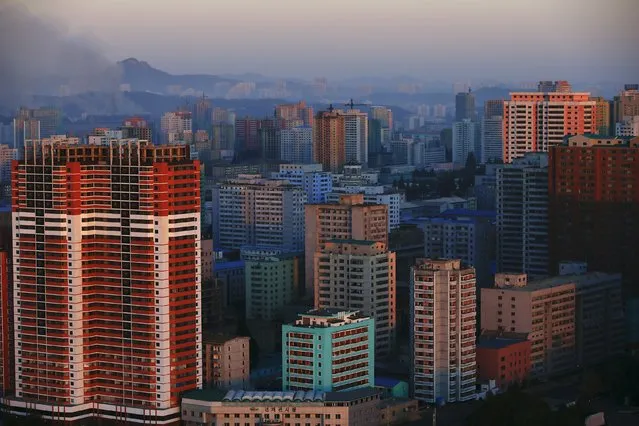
[
  {"x1": 9, "y1": 138, "x2": 201, "y2": 423},
  {"x1": 244, "y1": 248, "x2": 301, "y2": 320},
  {"x1": 476, "y1": 334, "x2": 531, "y2": 389},
  {"x1": 314, "y1": 240, "x2": 396, "y2": 357},
  {"x1": 496, "y1": 153, "x2": 549, "y2": 278},
  {"x1": 182, "y1": 388, "x2": 386, "y2": 426},
  {"x1": 343, "y1": 110, "x2": 369, "y2": 167},
  {"x1": 548, "y1": 135, "x2": 639, "y2": 290},
  {"x1": 274, "y1": 163, "x2": 333, "y2": 204},
  {"x1": 453, "y1": 119, "x2": 481, "y2": 164},
  {"x1": 313, "y1": 110, "x2": 346, "y2": 173},
  {"x1": 305, "y1": 194, "x2": 388, "y2": 298},
  {"x1": 615, "y1": 115, "x2": 639, "y2": 137},
  {"x1": 481, "y1": 116, "x2": 503, "y2": 163},
  {"x1": 202, "y1": 335, "x2": 250, "y2": 390},
  {"x1": 282, "y1": 309, "x2": 374, "y2": 392},
  {"x1": 481, "y1": 273, "x2": 575, "y2": 378},
  {"x1": 411, "y1": 259, "x2": 477, "y2": 403},
  {"x1": 503, "y1": 83, "x2": 597, "y2": 162},
  {"x1": 325, "y1": 187, "x2": 400, "y2": 231},
  {"x1": 280, "y1": 127, "x2": 314, "y2": 164},
  {"x1": 212, "y1": 175, "x2": 306, "y2": 251},
  {"x1": 455, "y1": 91, "x2": 477, "y2": 122},
  {"x1": 0, "y1": 251, "x2": 13, "y2": 397}
]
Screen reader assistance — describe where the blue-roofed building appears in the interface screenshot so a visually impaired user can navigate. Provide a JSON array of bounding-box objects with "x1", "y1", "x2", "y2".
[
  {"x1": 417, "y1": 208, "x2": 496, "y2": 287},
  {"x1": 374, "y1": 377, "x2": 409, "y2": 398}
]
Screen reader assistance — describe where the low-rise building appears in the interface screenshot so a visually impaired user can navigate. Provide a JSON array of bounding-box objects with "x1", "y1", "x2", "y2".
[
  {"x1": 182, "y1": 389, "x2": 386, "y2": 426},
  {"x1": 282, "y1": 309, "x2": 375, "y2": 392},
  {"x1": 203, "y1": 335, "x2": 250, "y2": 390},
  {"x1": 476, "y1": 332, "x2": 531, "y2": 389}
]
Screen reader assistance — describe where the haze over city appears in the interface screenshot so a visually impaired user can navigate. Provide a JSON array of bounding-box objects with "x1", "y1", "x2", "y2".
[{"x1": 10, "y1": 0, "x2": 639, "y2": 81}]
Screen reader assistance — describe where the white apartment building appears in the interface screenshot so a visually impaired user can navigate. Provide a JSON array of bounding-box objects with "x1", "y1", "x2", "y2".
[
  {"x1": 615, "y1": 116, "x2": 639, "y2": 137},
  {"x1": 211, "y1": 175, "x2": 306, "y2": 251},
  {"x1": 411, "y1": 259, "x2": 477, "y2": 403},
  {"x1": 342, "y1": 109, "x2": 368, "y2": 167},
  {"x1": 453, "y1": 119, "x2": 480, "y2": 164},
  {"x1": 280, "y1": 127, "x2": 313, "y2": 163},
  {"x1": 481, "y1": 116, "x2": 503, "y2": 163},
  {"x1": 273, "y1": 163, "x2": 332, "y2": 204}
]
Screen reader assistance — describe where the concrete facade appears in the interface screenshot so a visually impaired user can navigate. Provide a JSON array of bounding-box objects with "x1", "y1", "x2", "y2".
[
  {"x1": 202, "y1": 335, "x2": 250, "y2": 390},
  {"x1": 282, "y1": 309, "x2": 374, "y2": 392}
]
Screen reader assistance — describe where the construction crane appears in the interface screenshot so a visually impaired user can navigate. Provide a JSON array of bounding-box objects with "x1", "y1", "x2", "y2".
[{"x1": 344, "y1": 98, "x2": 370, "y2": 110}]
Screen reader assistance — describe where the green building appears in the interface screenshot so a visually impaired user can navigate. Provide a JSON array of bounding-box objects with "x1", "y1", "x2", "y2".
[
  {"x1": 282, "y1": 309, "x2": 374, "y2": 392},
  {"x1": 243, "y1": 247, "x2": 301, "y2": 321}
]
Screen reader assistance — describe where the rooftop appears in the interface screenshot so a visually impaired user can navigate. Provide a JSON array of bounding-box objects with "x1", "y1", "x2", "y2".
[
  {"x1": 182, "y1": 388, "x2": 380, "y2": 403},
  {"x1": 500, "y1": 271, "x2": 620, "y2": 292},
  {"x1": 202, "y1": 333, "x2": 249, "y2": 345},
  {"x1": 214, "y1": 260, "x2": 245, "y2": 271}
]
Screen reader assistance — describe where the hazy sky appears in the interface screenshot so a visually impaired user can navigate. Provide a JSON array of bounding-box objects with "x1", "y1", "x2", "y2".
[{"x1": 20, "y1": 0, "x2": 639, "y2": 81}]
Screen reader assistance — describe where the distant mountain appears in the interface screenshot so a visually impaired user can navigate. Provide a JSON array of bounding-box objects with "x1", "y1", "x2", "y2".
[{"x1": 117, "y1": 58, "x2": 238, "y2": 96}]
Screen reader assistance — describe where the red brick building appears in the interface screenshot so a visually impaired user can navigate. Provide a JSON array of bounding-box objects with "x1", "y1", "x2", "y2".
[
  {"x1": 9, "y1": 138, "x2": 201, "y2": 424},
  {"x1": 476, "y1": 334, "x2": 531, "y2": 388},
  {"x1": 548, "y1": 135, "x2": 639, "y2": 293}
]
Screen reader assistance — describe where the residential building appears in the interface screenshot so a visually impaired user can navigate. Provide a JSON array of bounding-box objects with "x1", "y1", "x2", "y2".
[
  {"x1": 593, "y1": 97, "x2": 611, "y2": 135},
  {"x1": 484, "y1": 99, "x2": 504, "y2": 118},
  {"x1": 548, "y1": 135, "x2": 639, "y2": 290},
  {"x1": 212, "y1": 107, "x2": 236, "y2": 125},
  {"x1": 212, "y1": 175, "x2": 306, "y2": 251},
  {"x1": 325, "y1": 187, "x2": 400, "y2": 231},
  {"x1": 274, "y1": 163, "x2": 332, "y2": 204},
  {"x1": 202, "y1": 335, "x2": 250, "y2": 389},
  {"x1": 305, "y1": 194, "x2": 388, "y2": 298},
  {"x1": 9, "y1": 138, "x2": 201, "y2": 423},
  {"x1": 13, "y1": 107, "x2": 62, "y2": 155},
  {"x1": 400, "y1": 196, "x2": 477, "y2": 221},
  {"x1": 370, "y1": 106, "x2": 393, "y2": 133},
  {"x1": 481, "y1": 116, "x2": 503, "y2": 163},
  {"x1": 455, "y1": 91, "x2": 477, "y2": 121},
  {"x1": 476, "y1": 332, "x2": 531, "y2": 388},
  {"x1": 0, "y1": 251, "x2": 12, "y2": 397},
  {"x1": 481, "y1": 273, "x2": 576, "y2": 378},
  {"x1": 333, "y1": 164, "x2": 379, "y2": 186},
  {"x1": 615, "y1": 115, "x2": 639, "y2": 136},
  {"x1": 557, "y1": 263, "x2": 625, "y2": 366},
  {"x1": 121, "y1": 117, "x2": 153, "y2": 142},
  {"x1": 280, "y1": 126, "x2": 313, "y2": 163},
  {"x1": 282, "y1": 309, "x2": 374, "y2": 392},
  {"x1": 0, "y1": 144, "x2": 17, "y2": 189},
  {"x1": 368, "y1": 118, "x2": 383, "y2": 158},
  {"x1": 314, "y1": 110, "x2": 346, "y2": 172},
  {"x1": 276, "y1": 101, "x2": 314, "y2": 127},
  {"x1": 160, "y1": 110, "x2": 192, "y2": 142},
  {"x1": 502, "y1": 82, "x2": 597, "y2": 162},
  {"x1": 314, "y1": 240, "x2": 396, "y2": 357},
  {"x1": 211, "y1": 123, "x2": 235, "y2": 152},
  {"x1": 243, "y1": 248, "x2": 301, "y2": 320},
  {"x1": 413, "y1": 139, "x2": 446, "y2": 168},
  {"x1": 235, "y1": 117, "x2": 276, "y2": 158},
  {"x1": 343, "y1": 109, "x2": 369, "y2": 167},
  {"x1": 193, "y1": 96, "x2": 212, "y2": 132},
  {"x1": 390, "y1": 138, "x2": 414, "y2": 165},
  {"x1": 411, "y1": 259, "x2": 477, "y2": 403},
  {"x1": 259, "y1": 126, "x2": 281, "y2": 161},
  {"x1": 496, "y1": 153, "x2": 549, "y2": 278},
  {"x1": 612, "y1": 85, "x2": 639, "y2": 125},
  {"x1": 419, "y1": 209, "x2": 496, "y2": 287},
  {"x1": 453, "y1": 119, "x2": 481, "y2": 164},
  {"x1": 182, "y1": 388, "x2": 391, "y2": 426}
]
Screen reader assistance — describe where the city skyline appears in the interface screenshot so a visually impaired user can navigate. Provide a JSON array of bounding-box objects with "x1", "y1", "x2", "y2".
[{"x1": 13, "y1": 0, "x2": 639, "y2": 82}]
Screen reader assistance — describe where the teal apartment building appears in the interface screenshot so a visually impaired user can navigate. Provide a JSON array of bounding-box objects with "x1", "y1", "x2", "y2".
[{"x1": 282, "y1": 309, "x2": 375, "y2": 392}]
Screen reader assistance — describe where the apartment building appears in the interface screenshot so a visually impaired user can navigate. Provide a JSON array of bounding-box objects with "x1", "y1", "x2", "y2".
[
  {"x1": 274, "y1": 163, "x2": 333, "y2": 204},
  {"x1": 202, "y1": 335, "x2": 250, "y2": 390},
  {"x1": 8, "y1": 138, "x2": 201, "y2": 423},
  {"x1": 282, "y1": 309, "x2": 374, "y2": 392},
  {"x1": 503, "y1": 81, "x2": 597, "y2": 162},
  {"x1": 212, "y1": 175, "x2": 306, "y2": 251},
  {"x1": 411, "y1": 259, "x2": 477, "y2": 403},
  {"x1": 305, "y1": 194, "x2": 388, "y2": 298},
  {"x1": 314, "y1": 240, "x2": 396, "y2": 357}
]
